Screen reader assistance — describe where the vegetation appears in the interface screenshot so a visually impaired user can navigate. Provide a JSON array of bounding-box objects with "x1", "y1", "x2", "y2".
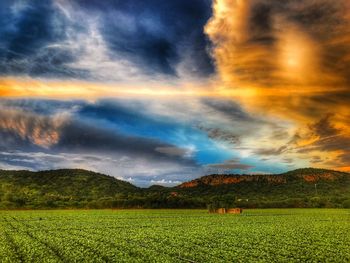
[
  {"x1": 177, "y1": 168, "x2": 350, "y2": 209},
  {"x1": 0, "y1": 209, "x2": 349, "y2": 262},
  {"x1": 0, "y1": 169, "x2": 138, "y2": 209},
  {"x1": 0, "y1": 168, "x2": 349, "y2": 209}
]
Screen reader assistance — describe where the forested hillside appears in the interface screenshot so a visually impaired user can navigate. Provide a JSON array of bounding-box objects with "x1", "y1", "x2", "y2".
[
  {"x1": 0, "y1": 168, "x2": 349, "y2": 209},
  {"x1": 176, "y1": 168, "x2": 350, "y2": 209}
]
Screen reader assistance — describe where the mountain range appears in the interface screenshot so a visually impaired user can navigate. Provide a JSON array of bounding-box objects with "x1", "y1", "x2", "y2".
[{"x1": 1, "y1": 168, "x2": 349, "y2": 209}]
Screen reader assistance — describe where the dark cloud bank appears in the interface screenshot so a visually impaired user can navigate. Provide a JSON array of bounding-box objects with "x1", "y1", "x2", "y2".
[{"x1": 0, "y1": 0, "x2": 214, "y2": 79}]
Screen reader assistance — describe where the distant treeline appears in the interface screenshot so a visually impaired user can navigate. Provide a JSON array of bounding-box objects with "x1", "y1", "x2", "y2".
[{"x1": 1, "y1": 193, "x2": 350, "y2": 210}]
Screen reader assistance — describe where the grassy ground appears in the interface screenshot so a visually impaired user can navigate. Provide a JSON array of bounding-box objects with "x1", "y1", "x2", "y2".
[{"x1": 0, "y1": 209, "x2": 349, "y2": 262}]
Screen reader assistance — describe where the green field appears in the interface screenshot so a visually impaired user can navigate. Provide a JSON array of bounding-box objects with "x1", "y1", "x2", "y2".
[{"x1": 0, "y1": 209, "x2": 349, "y2": 262}]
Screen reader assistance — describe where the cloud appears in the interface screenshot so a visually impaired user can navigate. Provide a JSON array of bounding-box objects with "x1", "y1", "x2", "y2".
[
  {"x1": 69, "y1": 0, "x2": 214, "y2": 77},
  {"x1": 0, "y1": 1, "x2": 87, "y2": 79},
  {"x1": 206, "y1": 0, "x2": 350, "y2": 90},
  {"x1": 195, "y1": 98, "x2": 270, "y2": 146},
  {"x1": 254, "y1": 146, "x2": 288, "y2": 156},
  {"x1": 199, "y1": 127, "x2": 240, "y2": 145},
  {"x1": 0, "y1": 107, "x2": 67, "y2": 148},
  {"x1": 204, "y1": 0, "x2": 350, "y2": 171},
  {"x1": 2, "y1": 97, "x2": 284, "y2": 184},
  {"x1": 292, "y1": 115, "x2": 350, "y2": 166},
  {"x1": 251, "y1": 113, "x2": 350, "y2": 169},
  {"x1": 150, "y1": 179, "x2": 182, "y2": 186},
  {"x1": 6, "y1": 1, "x2": 350, "y2": 180},
  {"x1": 0, "y1": 100, "x2": 198, "y2": 162},
  {"x1": 0, "y1": 0, "x2": 214, "y2": 81},
  {"x1": 310, "y1": 156, "x2": 323, "y2": 164},
  {"x1": 207, "y1": 159, "x2": 254, "y2": 171},
  {"x1": 0, "y1": 98, "x2": 82, "y2": 115},
  {"x1": 56, "y1": 121, "x2": 192, "y2": 162},
  {"x1": 0, "y1": 99, "x2": 211, "y2": 186},
  {"x1": 155, "y1": 147, "x2": 194, "y2": 158},
  {"x1": 202, "y1": 98, "x2": 257, "y2": 123},
  {"x1": 0, "y1": 96, "x2": 305, "y2": 183}
]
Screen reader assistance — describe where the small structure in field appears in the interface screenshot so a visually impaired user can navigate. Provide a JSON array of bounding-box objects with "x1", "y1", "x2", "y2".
[
  {"x1": 227, "y1": 208, "x2": 243, "y2": 214},
  {"x1": 216, "y1": 208, "x2": 226, "y2": 214},
  {"x1": 211, "y1": 208, "x2": 243, "y2": 214}
]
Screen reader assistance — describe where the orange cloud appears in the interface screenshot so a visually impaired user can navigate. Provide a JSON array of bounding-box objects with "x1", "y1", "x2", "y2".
[
  {"x1": 206, "y1": 0, "x2": 350, "y2": 90},
  {"x1": 205, "y1": 0, "x2": 350, "y2": 170},
  {"x1": 0, "y1": 108, "x2": 66, "y2": 148}
]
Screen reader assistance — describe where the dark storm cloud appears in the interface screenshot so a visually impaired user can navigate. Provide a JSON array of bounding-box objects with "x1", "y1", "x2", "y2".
[
  {"x1": 72, "y1": 0, "x2": 214, "y2": 76},
  {"x1": 0, "y1": 1, "x2": 87, "y2": 78},
  {"x1": 0, "y1": 0, "x2": 214, "y2": 79}
]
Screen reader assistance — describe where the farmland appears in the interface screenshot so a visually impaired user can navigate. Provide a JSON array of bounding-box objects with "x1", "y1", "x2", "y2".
[{"x1": 0, "y1": 209, "x2": 349, "y2": 262}]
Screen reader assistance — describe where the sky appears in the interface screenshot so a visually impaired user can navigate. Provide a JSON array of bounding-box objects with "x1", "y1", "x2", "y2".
[{"x1": 0, "y1": 0, "x2": 350, "y2": 186}]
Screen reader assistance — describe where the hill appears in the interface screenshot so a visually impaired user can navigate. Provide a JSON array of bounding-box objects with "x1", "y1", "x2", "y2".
[
  {"x1": 179, "y1": 168, "x2": 348, "y2": 188},
  {"x1": 0, "y1": 169, "x2": 137, "y2": 209},
  {"x1": 0, "y1": 168, "x2": 349, "y2": 209}
]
